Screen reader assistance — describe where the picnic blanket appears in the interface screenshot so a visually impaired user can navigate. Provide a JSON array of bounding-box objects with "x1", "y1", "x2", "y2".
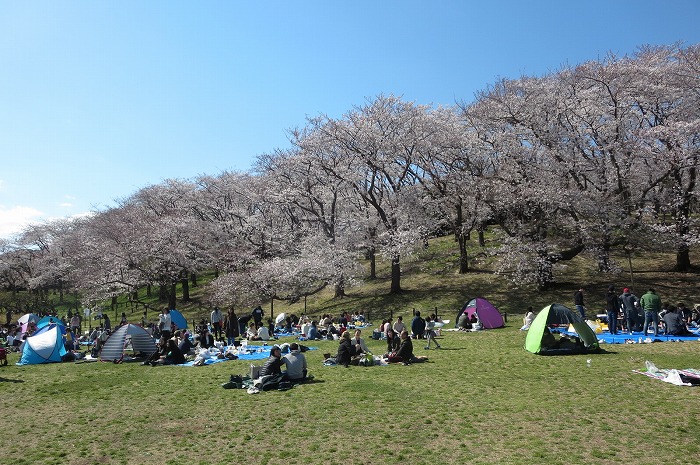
[
  {"x1": 178, "y1": 345, "x2": 317, "y2": 366},
  {"x1": 633, "y1": 361, "x2": 700, "y2": 386},
  {"x1": 559, "y1": 327, "x2": 700, "y2": 344}
]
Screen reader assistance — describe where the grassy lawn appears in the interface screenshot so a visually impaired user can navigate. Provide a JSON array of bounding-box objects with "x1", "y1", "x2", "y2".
[
  {"x1": 3, "y1": 236, "x2": 700, "y2": 464},
  {"x1": 3, "y1": 326, "x2": 700, "y2": 465}
]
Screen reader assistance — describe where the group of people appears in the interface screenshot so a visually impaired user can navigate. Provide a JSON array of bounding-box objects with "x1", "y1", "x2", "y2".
[
  {"x1": 325, "y1": 327, "x2": 429, "y2": 367},
  {"x1": 252, "y1": 342, "x2": 309, "y2": 390},
  {"x1": 577, "y1": 286, "x2": 698, "y2": 337}
]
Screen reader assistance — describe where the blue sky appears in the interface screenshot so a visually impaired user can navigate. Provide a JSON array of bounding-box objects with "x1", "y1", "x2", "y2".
[{"x1": 1, "y1": 1, "x2": 699, "y2": 238}]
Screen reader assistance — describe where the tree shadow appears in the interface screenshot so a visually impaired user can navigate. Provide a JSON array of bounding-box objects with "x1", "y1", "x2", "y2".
[
  {"x1": 0, "y1": 377, "x2": 24, "y2": 383},
  {"x1": 426, "y1": 347, "x2": 466, "y2": 351}
]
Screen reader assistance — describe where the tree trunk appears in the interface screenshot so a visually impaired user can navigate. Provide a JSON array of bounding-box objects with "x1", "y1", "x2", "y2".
[
  {"x1": 190, "y1": 273, "x2": 198, "y2": 287},
  {"x1": 458, "y1": 233, "x2": 469, "y2": 274},
  {"x1": 334, "y1": 275, "x2": 346, "y2": 298},
  {"x1": 168, "y1": 282, "x2": 177, "y2": 310},
  {"x1": 674, "y1": 195, "x2": 692, "y2": 271},
  {"x1": 181, "y1": 277, "x2": 190, "y2": 302},
  {"x1": 390, "y1": 254, "x2": 402, "y2": 294},
  {"x1": 368, "y1": 246, "x2": 376, "y2": 280},
  {"x1": 676, "y1": 245, "x2": 691, "y2": 272}
]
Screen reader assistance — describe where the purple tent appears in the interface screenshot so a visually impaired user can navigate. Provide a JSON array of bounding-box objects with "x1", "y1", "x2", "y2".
[{"x1": 458, "y1": 297, "x2": 505, "y2": 329}]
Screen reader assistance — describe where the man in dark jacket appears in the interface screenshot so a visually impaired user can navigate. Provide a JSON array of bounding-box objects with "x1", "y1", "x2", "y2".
[
  {"x1": 574, "y1": 288, "x2": 586, "y2": 319},
  {"x1": 619, "y1": 288, "x2": 640, "y2": 333},
  {"x1": 605, "y1": 285, "x2": 621, "y2": 335},
  {"x1": 260, "y1": 346, "x2": 284, "y2": 376},
  {"x1": 395, "y1": 330, "x2": 414, "y2": 364},
  {"x1": 663, "y1": 308, "x2": 692, "y2": 336},
  {"x1": 335, "y1": 331, "x2": 356, "y2": 368},
  {"x1": 411, "y1": 311, "x2": 426, "y2": 339}
]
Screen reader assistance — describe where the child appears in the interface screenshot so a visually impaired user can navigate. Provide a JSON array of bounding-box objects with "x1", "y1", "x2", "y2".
[{"x1": 424, "y1": 316, "x2": 441, "y2": 349}]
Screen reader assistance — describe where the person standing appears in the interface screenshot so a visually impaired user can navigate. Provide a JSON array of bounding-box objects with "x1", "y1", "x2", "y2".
[
  {"x1": 640, "y1": 288, "x2": 662, "y2": 337},
  {"x1": 158, "y1": 309, "x2": 171, "y2": 341},
  {"x1": 224, "y1": 308, "x2": 239, "y2": 346},
  {"x1": 424, "y1": 316, "x2": 441, "y2": 349},
  {"x1": 574, "y1": 288, "x2": 586, "y2": 319},
  {"x1": 210, "y1": 307, "x2": 223, "y2": 341},
  {"x1": 103, "y1": 313, "x2": 112, "y2": 333},
  {"x1": 70, "y1": 313, "x2": 81, "y2": 335},
  {"x1": 251, "y1": 306, "x2": 264, "y2": 327},
  {"x1": 605, "y1": 285, "x2": 621, "y2": 335},
  {"x1": 619, "y1": 288, "x2": 640, "y2": 333}
]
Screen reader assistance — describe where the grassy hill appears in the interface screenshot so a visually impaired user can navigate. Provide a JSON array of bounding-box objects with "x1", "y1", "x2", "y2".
[
  {"x1": 2, "y1": 235, "x2": 700, "y2": 465},
  {"x1": 5, "y1": 234, "x2": 699, "y2": 327}
]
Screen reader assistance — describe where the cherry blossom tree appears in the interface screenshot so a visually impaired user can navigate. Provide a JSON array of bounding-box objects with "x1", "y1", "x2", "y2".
[{"x1": 308, "y1": 95, "x2": 437, "y2": 293}]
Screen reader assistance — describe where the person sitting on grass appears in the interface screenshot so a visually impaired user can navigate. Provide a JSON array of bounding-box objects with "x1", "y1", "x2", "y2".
[
  {"x1": 520, "y1": 307, "x2": 536, "y2": 331},
  {"x1": 389, "y1": 330, "x2": 428, "y2": 365},
  {"x1": 282, "y1": 342, "x2": 307, "y2": 381},
  {"x1": 335, "y1": 330, "x2": 357, "y2": 368},
  {"x1": 257, "y1": 322, "x2": 272, "y2": 341},
  {"x1": 411, "y1": 311, "x2": 426, "y2": 339},
  {"x1": 246, "y1": 321, "x2": 258, "y2": 340},
  {"x1": 307, "y1": 320, "x2": 320, "y2": 340},
  {"x1": 157, "y1": 338, "x2": 185, "y2": 365},
  {"x1": 176, "y1": 330, "x2": 195, "y2": 355},
  {"x1": 663, "y1": 307, "x2": 693, "y2": 336},
  {"x1": 385, "y1": 327, "x2": 400, "y2": 354},
  {"x1": 196, "y1": 327, "x2": 215, "y2": 349},
  {"x1": 350, "y1": 329, "x2": 370, "y2": 354},
  {"x1": 392, "y1": 315, "x2": 405, "y2": 335},
  {"x1": 457, "y1": 312, "x2": 472, "y2": 331},
  {"x1": 143, "y1": 336, "x2": 169, "y2": 365},
  {"x1": 260, "y1": 345, "x2": 285, "y2": 377}
]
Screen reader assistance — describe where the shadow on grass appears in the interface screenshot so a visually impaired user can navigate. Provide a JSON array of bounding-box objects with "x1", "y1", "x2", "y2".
[
  {"x1": 0, "y1": 377, "x2": 24, "y2": 383},
  {"x1": 300, "y1": 378, "x2": 325, "y2": 385},
  {"x1": 595, "y1": 348, "x2": 618, "y2": 355},
  {"x1": 423, "y1": 347, "x2": 466, "y2": 351}
]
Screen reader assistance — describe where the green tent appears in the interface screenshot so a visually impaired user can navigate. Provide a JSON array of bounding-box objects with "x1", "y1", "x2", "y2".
[{"x1": 525, "y1": 304, "x2": 599, "y2": 355}]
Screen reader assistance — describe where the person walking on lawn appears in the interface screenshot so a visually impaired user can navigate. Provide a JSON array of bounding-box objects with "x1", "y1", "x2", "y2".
[{"x1": 424, "y1": 316, "x2": 441, "y2": 349}]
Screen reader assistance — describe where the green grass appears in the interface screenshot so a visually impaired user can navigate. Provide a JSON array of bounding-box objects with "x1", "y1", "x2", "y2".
[
  {"x1": 3, "y1": 329, "x2": 700, "y2": 465},
  {"x1": 3, "y1": 235, "x2": 700, "y2": 464}
]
